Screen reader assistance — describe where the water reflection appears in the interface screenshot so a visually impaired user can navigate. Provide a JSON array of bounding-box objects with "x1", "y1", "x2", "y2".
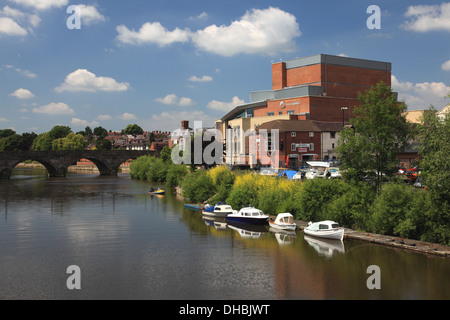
[
  {"x1": 304, "y1": 235, "x2": 345, "y2": 258},
  {"x1": 269, "y1": 228, "x2": 297, "y2": 246},
  {"x1": 1, "y1": 169, "x2": 449, "y2": 300}
]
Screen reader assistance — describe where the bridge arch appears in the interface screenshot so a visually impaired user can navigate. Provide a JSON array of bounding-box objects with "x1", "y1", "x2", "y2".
[
  {"x1": 11, "y1": 158, "x2": 61, "y2": 177},
  {"x1": 0, "y1": 150, "x2": 155, "y2": 179}
]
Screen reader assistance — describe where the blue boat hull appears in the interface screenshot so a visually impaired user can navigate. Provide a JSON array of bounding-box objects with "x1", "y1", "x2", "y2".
[{"x1": 226, "y1": 216, "x2": 268, "y2": 225}]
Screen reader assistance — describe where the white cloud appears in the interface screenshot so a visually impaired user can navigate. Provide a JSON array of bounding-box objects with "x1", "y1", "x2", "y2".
[
  {"x1": 155, "y1": 94, "x2": 195, "y2": 107},
  {"x1": 9, "y1": 88, "x2": 34, "y2": 99},
  {"x1": 115, "y1": 7, "x2": 300, "y2": 56},
  {"x1": 96, "y1": 114, "x2": 112, "y2": 121},
  {"x1": 77, "y1": 4, "x2": 106, "y2": 26},
  {"x1": 402, "y1": 3, "x2": 450, "y2": 32},
  {"x1": 117, "y1": 112, "x2": 137, "y2": 121},
  {"x1": 71, "y1": 118, "x2": 99, "y2": 128},
  {"x1": 442, "y1": 59, "x2": 450, "y2": 71},
  {"x1": 192, "y1": 7, "x2": 301, "y2": 56},
  {"x1": 32, "y1": 102, "x2": 74, "y2": 115},
  {"x1": 148, "y1": 110, "x2": 216, "y2": 131},
  {"x1": 55, "y1": 69, "x2": 130, "y2": 93},
  {"x1": 2, "y1": 65, "x2": 37, "y2": 78},
  {"x1": 189, "y1": 12, "x2": 208, "y2": 21},
  {"x1": 116, "y1": 22, "x2": 191, "y2": 46},
  {"x1": 0, "y1": 117, "x2": 9, "y2": 122},
  {"x1": 188, "y1": 75, "x2": 213, "y2": 82},
  {"x1": 392, "y1": 75, "x2": 450, "y2": 110},
  {"x1": 10, "y1": 0, "x2": 68, "y2": 11},
  {"x1": 0, "y1": 16, "x2": 27, "y2": 36},
  {"x1": 206, "y1": 96, "x2": 245, "y2": 112}
]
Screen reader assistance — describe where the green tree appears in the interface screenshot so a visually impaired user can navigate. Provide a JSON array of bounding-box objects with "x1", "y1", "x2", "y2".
[
  {"x1": 122, "y1": 124, "x2": 143, "y2": 136},
  {"x1": 337, "y1": 82, "x2": 411, "y2": 193},
  {"x1": 417, "y1": 106, "x2": 450, "y2": 244},
  {"x1": 160, "y1": 146, "x2": 172, "y2": 163},
  {"x1": 52, "y1": 132, "x2": 87, "y2": 150},
  {"x1": 93, "y1": 126, "x2": 108, "y2": 140},
  {"x1": 32, "y1": 132, "x2": 52, "y2": 151},
  {"x1": 48, "y1": 125, "x2": 72, "y2": 140},
  {"x1": 96, "y1": 138, "x2": 112, "y2": 150},
  {"x1": 32, "y1": 126, "x2": 72, "y2": 151},
  {"x1": 0, "y1": 133, "x2": 24, "y2": 151},
  {"x1": 0, "y1": 129, "x2": 16, "y2": 138}
]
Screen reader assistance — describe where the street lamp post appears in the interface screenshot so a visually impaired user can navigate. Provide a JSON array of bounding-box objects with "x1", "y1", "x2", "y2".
[{"x1": 341, "y1": 107, "x2": 348, "y2": 127}]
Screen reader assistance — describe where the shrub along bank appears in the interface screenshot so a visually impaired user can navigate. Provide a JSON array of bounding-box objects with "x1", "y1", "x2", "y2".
[{"x1": 130, "y1": 156, "x2": 448, "y2": 245}]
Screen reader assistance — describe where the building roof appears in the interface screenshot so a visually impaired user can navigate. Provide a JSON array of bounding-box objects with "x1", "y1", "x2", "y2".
[
  {"x1": 281, "y1": 54, "x2": 391, "y2": 72},
  {"x1": 437, "y1": 104, "x2": 450, "y2": 115},
  {"x1": 256, "y1": 119, "x2": 343, "y2": 132},
  {"x1": 220, "y1": 100, "x2": 267, "y2": 122}
]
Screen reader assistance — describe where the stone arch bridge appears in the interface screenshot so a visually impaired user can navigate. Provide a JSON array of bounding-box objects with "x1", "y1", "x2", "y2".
[{"x1": 0, "y1": 150, "x2": 155, "y2": 179}]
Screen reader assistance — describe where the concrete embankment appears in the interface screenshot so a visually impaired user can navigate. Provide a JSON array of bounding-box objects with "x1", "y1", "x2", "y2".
[{"x1": 295, "y1": 221, "x2": 449, "y2": 258}]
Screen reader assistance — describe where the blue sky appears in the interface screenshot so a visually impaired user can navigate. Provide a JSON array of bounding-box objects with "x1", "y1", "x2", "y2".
[{"x1": 0, "y1": 0, "x2": 449, "y2": 134}]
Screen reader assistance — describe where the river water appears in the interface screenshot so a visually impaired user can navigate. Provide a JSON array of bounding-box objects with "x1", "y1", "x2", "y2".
[{"x1": 0, "y1": 169, "x2": 448, "y2": 300}]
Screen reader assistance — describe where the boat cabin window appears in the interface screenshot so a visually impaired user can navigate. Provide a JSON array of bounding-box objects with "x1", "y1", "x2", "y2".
[
  {"x1": 282, "y1": 216, "x2": 294, "y2": 224},
  {"x1": 252, "y1": 212, "x2": 260, "y2": 216},
  {"x1": 331, "y1": 223, "x2": 339, "y2": 228},
  {"x1": 215, "y1": 207, "x2": 221, "y2": 210},
  {"x1": 319, "y1": 224, "x2": 329, "y2": 230}
]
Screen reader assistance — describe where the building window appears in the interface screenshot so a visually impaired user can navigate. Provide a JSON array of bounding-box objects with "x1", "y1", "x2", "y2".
[
  {"x1": 279, "y1": 111, "x2": 283, "y2": 115},
  {"x1": 291, "y1": 132, "x2": 296, "y2": 137},
  {"x1": 332, "y1": 143, "x2": 335, "y2": 149},
  {"x1": 291, "y1": 143, "x2": 296, "y2": 151},
  {"x1": 267, "y1": 112, "x2": 274, "y2": 116},
  {"x1": 310, "y1": 143, "x2": 314, "y2": 151},
  {"x1": 309, "y1": 132, "x2": 314, "y2": 137},
  {"x1": 287, "y1": 110, "x2": 295, "y2": 115},
  {"x1": 330, "y1": 131, "x2": 336, "y2": 139}
]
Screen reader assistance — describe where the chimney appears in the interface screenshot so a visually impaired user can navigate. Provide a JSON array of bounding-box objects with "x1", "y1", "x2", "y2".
[{"x1": 181, "y1": 120, "x2": 189, "y2": 130}]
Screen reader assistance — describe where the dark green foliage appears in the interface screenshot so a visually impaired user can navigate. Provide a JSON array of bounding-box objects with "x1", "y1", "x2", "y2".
[
  {"x1": 337, "y1": 82, "x2": 411, "y2": 194},
  {"x1": 166, "y1": 164, "x2": 189, "y2": 187},
  {"x1": 181, "y1": 170, "x2": 215, "y2": 203}
]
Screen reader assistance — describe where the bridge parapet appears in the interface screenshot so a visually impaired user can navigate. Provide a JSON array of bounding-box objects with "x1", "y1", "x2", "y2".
[{"x1": 0, "y1": 150, "x2": 155, "y2": 179}]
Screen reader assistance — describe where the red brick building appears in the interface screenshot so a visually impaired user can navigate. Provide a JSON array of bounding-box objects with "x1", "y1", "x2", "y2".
[
  {"x1": 216, "y1": 54, "x2": 394, "y2": 167},
  {"x1": 252, "y1": 54, "x2": 391, "y2": 121}
]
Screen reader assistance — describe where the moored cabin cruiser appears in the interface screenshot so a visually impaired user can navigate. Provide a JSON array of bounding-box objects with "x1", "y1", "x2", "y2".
[
  {"x1": 268, "y1": 213, "x2": 297, "y2": 231},
  {"x1": 303, "y1": 220, "x2": 344, "y2": 241},
  {"x1": 202, "y1": 202, "x2": 234, "y2": 218},
  {"x1": 226, "y1": 207, "x2": 269, "y2": 225}
]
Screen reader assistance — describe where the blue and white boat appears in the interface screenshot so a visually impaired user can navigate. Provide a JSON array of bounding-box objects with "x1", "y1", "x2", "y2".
[
  {"x1": 202, "y1": 202, "x2": 234, "y2": 218},
  {"x1": 226, "y1": 207, "x2": 269, "y2": 225}
]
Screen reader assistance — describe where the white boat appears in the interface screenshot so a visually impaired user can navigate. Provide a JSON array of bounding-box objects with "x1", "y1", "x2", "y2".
[
  {"x1": 202, "y1": 202, "x2": 234, "y2": 218},
  {"x1": 268, "y1": 213, "x2": 297, "y2": 231},
  {"x1": 303, "y1": 220, "x2": 344, "y2": 241},
  {"x1": 226, "y1": 207, "x2": 269, "y2": 225}
]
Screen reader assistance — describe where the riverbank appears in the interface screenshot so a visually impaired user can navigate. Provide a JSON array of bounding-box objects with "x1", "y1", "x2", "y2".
[
  {"x1": 178, "y1": 183, "x2": 450, "y2": 258},
  {"x1": 293, "y1": 220, "x2": 450, "y2": 258},
  {"x1": 14, "y1": 162, "x2": 130, "y2": 173}
]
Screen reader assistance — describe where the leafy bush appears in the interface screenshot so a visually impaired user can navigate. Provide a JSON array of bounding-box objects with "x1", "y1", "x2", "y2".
[
  {"x1": 296, "y1": 178, "x2": 347, "y2": 222},
  {"x1": 370, "y1": 183, "x2": 419, "y2": 236},
  {"x1": 166, "y1": 164, "x2": 189, "y2": 187},
  {"x1": 207, "y1": 166, "x2": 235, "y2": 203},
  {"x1": 130, "y1": 156, "x2": 156, "y2": 180},
  {"x1": 327, "y1": 182, "x2": 375, "y2": 230},
  {"x1": 145, "y1": 158, "x2": 170, "y2": 182},
  {"x1": 181, "y1": 170, "x2": 216, "y2": 203}
]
